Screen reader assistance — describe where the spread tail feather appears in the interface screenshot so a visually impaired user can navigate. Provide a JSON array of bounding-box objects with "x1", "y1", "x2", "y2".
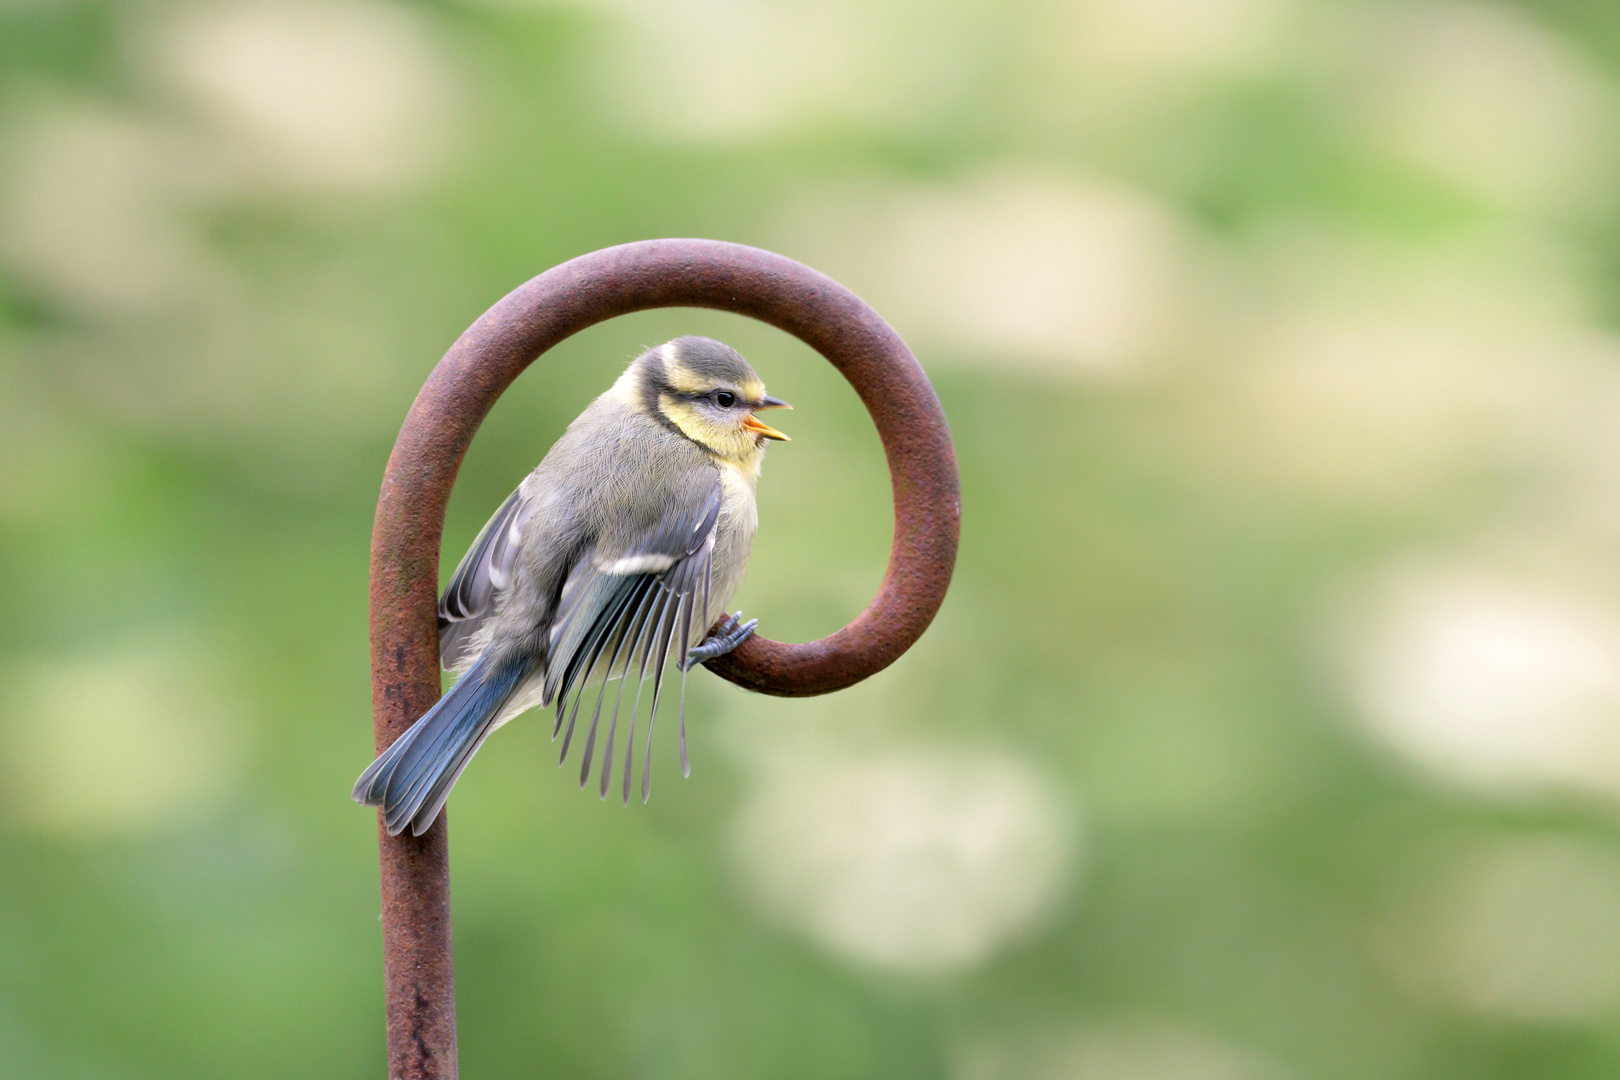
[{"x1": 352, "y1": 655, "x2": 531, "y2": 837}]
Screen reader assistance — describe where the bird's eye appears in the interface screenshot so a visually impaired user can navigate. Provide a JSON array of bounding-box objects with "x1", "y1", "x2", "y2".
[{"x1": 715, "y1": 391, "x2": 736, "y2": 408}]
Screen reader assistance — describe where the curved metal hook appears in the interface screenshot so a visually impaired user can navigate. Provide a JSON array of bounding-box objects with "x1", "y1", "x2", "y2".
[{"x1": 367, "y1": 239, "x2": 960, "y2": 1078}]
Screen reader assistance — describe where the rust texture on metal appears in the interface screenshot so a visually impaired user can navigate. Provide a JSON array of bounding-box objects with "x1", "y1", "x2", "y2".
[{"x1": 368, "y1": 239, "x2": 961, "y2": 1077}]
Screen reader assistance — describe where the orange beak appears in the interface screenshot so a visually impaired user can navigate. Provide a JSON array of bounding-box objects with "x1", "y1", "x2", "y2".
[
  {"x1": 743, "y1": 414, "x2": 791, "y2": 441},
  {"x1": 743, "y1": 396, "x2": 791, "y2": 440}
]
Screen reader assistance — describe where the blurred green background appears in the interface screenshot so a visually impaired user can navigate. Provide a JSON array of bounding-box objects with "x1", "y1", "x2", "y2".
[{"x1": 7, "y1": 0, "x2": 1620, "y2": 1076}]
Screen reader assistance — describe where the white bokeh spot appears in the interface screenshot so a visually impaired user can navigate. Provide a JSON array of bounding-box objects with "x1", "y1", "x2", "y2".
[
  {"x1": 154, "y1": 0, "x2": 458, "y2": 189},
  {"x1": 1, "y1": 633, "x2": 248, "y2": 835},
  {"x1": 732, "y1": 750, "x2": 1076, "y2": 973},
  {"x1": 773, "y1": 168, "x2": 1191, "y2": 378},
  {"x1": 1336, "y1": 565, "x2": 1620, "y2": 803},
  {"x1": 957, "y1": 1016, "x2": 1289, "y2": 1080},
  {"x1": 1381, "y1": 834, "x2": 1620, "y2": 1024},
  {"x1": 1354, "y1": 2, "x2": 1619, "y2": 213}
]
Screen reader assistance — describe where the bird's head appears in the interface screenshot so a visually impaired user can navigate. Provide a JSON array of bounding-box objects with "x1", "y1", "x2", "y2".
[{"x1": 632, "y1": 336, "x2": 791, "y2": 464}]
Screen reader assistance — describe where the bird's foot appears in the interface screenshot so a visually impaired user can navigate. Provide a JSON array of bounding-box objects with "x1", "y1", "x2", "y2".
[{"x1": 680, "y1": 613, "x2": 757, "y2": 671}]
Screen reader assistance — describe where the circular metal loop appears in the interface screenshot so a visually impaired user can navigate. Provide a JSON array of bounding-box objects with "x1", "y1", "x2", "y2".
[
  {"x1": 366, "y1": 240, "x2": 960, "y2": 1076},
  {"x1": 372, "y1": 238, "x2": 959, "y2": 711}
]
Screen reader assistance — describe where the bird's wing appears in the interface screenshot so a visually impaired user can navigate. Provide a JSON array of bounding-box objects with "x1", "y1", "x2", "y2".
[
  {"x1": 437, "y1": 485, "x2": 530, "y2": 671},
  {"x1": 544, "y1": 470, "x2": 723, "y2": 804}
]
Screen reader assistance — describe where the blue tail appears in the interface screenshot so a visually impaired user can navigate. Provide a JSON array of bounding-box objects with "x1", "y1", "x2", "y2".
[{"x1": 352, "y1": 655, "x2": 530, "y2": 837}]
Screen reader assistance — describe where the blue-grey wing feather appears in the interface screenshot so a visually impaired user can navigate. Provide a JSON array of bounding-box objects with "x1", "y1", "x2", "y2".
[
  {"x1": 437, "y1": 486, "x2": 528, "y2": 670},
  {"x1": 546, "y1": 472, "x2": 722, "y2": 800}
]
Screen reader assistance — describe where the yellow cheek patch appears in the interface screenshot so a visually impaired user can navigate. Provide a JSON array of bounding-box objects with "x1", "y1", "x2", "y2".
[
  {"x1": 659, "y1": 393, "x2": 763, "y2": 462},
  {"x1": 658, "y1": 395, "x2": 717, "y2": 445},
  {"x1": 658, "y1": 393, "x2": 695, "y2": 428}
]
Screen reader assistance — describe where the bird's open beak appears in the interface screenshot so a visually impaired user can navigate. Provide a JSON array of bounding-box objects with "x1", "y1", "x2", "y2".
[{"x1": 744, "y1": 397, "x2": 791, "y2": 441}]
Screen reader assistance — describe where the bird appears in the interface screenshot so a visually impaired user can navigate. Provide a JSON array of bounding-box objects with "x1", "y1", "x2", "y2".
[{"x1": 353, "y1": 336, "x2": 790, "y2": 836}]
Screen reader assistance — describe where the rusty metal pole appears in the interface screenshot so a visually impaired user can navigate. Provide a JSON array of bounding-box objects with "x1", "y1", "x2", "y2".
[{"x1": 368, "y1": 239, "x2": 960, "y2": 1078}]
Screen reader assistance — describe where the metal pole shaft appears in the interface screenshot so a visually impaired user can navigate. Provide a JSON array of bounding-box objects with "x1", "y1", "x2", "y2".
[{"x1": 371, "y1": 482, "x2": 459, "y2": 1078}]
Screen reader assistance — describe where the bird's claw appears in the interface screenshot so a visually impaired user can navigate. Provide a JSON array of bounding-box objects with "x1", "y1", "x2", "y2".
[{"x1": 680, "y1": 613, "x2": 757, "y2": 671}]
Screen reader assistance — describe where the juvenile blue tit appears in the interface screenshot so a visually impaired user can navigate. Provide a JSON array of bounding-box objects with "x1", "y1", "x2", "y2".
[{"x1": 353, "y1": 336, "x2": 790, "y2": 836}]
